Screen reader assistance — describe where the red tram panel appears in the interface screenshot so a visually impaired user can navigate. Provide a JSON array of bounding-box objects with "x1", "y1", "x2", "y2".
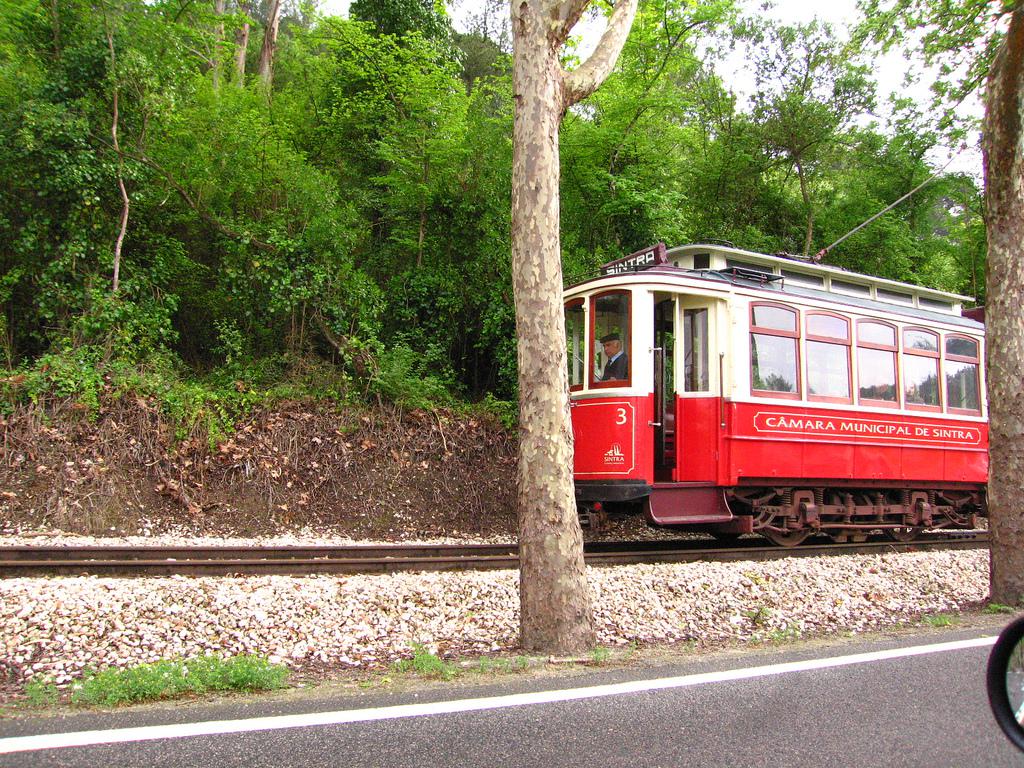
[
  {"x1": 571, "y1": 396, "x2": 654, "y2": 483},
  {"x1": 722, "y1": 402, "x2": 987, "y2": 485}
]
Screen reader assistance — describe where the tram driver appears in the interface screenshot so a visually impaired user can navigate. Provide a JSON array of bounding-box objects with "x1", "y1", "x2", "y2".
[{"x1": 600, "y1": 333, "x2": 628, "y2": 381}]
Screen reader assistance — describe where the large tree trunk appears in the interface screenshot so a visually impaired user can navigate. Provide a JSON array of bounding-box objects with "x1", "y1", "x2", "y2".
[
  {"x1": 511, "y1": 0, "x2": 594, "y2": 654},
  {"x1": 257, "y1": 0, "x2": 282, "y2": 87},
  {"x1": 510, "y1": 0, "x2": 636, "y2": 654},
  {"x1": 982, "y1": 7, "x2": 1024, "y2": 605}
]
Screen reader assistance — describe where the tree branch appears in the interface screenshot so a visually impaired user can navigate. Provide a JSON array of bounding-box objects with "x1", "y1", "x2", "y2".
[
  {"x1": 104, "y1": 12, "x2": 128, "y2": 294},
  {"x1": 542, "y1": 0, "x2": 590, "y2": 49},
  {"x1": 562, "y1": 0, "x2": 638, "y2": 107},
  {"x1": 118, "y1": 148, "x2": 279, "y2": 253}
]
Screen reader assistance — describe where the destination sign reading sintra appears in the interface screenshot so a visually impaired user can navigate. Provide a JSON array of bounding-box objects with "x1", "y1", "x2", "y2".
[{"x1": 600, "y1": 243, "x2": 668, "y2": 275}]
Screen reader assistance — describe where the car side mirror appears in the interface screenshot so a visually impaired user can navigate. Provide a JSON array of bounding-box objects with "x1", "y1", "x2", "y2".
[{"x1": 987, "y1": 614, "x2": 1024, "y2": 752}]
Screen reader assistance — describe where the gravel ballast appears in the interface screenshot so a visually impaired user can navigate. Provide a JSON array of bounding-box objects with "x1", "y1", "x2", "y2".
[{"x1": 1, "y1": 548, "x2": 990, "y2": 691}]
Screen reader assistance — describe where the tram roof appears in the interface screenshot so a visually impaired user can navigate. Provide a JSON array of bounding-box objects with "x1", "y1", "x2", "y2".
[{"x1": 566, "y1": 243, "x2": 983, "y2": 332}]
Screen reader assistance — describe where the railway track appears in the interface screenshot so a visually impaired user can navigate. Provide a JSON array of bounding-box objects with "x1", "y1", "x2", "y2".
[{"x1": 0, "y1": 531, "x2": 987, "y2": 577}]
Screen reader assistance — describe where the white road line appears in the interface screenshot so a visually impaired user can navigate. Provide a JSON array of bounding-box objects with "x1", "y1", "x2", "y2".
[{"x1": 0, "y1": 636, "x2": 997, "y2": 754}]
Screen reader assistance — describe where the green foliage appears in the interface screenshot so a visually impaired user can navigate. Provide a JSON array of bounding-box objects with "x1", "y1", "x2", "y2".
[
  {"x1": 765, "y1": 624, "x2": 802, "y2": 643},
  {"x1": 18, "y1": 346, "x2": 107, "y2": 411},
  {"x1": 921, "y1": 613, "x2": 958, "y2": 628},
  {"x1": 70, "y1": 655, "x2": 288, "y2": 707},
  {"x1": 371, "y1": 344, "x2": 453, "y2": 411},
  {"x1": 0, "y1": 0, "x2": 990, "y2": 415},
  {"x1": 349, "y1": 0, "x2": 455, "y2": 51},
  {"x1": 392, "y1": 643, "x2": 459, "y2": 680},
  {"x1": 23, "y1": 676, "x2": 59, "y2": 708},
  {"x1": 855, "y1": 0, "x2": 1000, "y2": 140},
  {"x1": 476, "y1": 393, "x2": 517, "y2": 430}
]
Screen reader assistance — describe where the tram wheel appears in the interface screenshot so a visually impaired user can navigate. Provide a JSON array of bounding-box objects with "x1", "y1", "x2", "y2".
[
  {"x1": 762, "y1": 528, "x2": 810, "y2": 547},
  {"x1": 884, "y1": 526, "x2": 922, "y2": 542}
]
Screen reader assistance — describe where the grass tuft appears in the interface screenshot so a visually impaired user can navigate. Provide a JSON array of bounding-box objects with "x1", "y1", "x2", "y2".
[
  {"x1": 23, "y1": 677, "x2": 59, "y2": 707},
  {"x1": 984, "y1": 603, "x2": 1016, "y2": 615},
  {"x1": 69, "y1": 655, "x2": 288, "y2": 707},
  {"x1": 765, "y1": 624, "x2": 802, "y2": 643},
  {"x1": 921, "y1": 613, "x2": 958, "y2": 628},
  {"x1": 392, "y1": 644, "x2": 459, "y2": 681},
  {"x1": 474, "y1": 656, "x2": 529, "y2": 674}
]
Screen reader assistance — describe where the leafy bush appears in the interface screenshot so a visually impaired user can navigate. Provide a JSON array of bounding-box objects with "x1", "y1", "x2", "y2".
[
  {"x1": 2, "y1": 342, "x2": 360, "y2": 445},
  {"x1": 19, "y1": 345, "x2": 107, "y2": 413},
  {"x1": 476, "y1": 392, "x2": 517, "y2": 430},
  {"x1": 69, "y1": 289, "x2": 179, "y2": 363},
  {"x1": 371, "y1": 344, "x2": 454, "y2": 411}
]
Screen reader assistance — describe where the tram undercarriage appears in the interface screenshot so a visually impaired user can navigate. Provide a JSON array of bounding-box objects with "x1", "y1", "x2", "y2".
[
  {"x1": 724, "y1": 485, "x2": 984, "y2": 546},
  {"x1": 577, "y1": 483, "x2": 985, "y2": 547}
]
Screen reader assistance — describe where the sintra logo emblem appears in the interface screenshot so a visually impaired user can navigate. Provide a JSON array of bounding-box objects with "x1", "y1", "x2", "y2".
[{"x1": 604, "y1": 443, "x2": 625, "y2": 464}]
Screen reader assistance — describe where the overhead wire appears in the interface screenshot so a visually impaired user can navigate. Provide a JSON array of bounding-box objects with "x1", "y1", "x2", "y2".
[{"x1": 814, "y1": 152, "x2": 961, "y2": 262}]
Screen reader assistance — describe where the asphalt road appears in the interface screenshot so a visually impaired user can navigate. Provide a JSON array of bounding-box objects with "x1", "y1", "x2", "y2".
[{"x1": 2, "y1": 627, "x2": 1021, "y2": 767}]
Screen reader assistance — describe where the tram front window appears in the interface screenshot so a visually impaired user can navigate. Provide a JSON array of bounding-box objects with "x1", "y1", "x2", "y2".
[{"x1": 592, "y1": 291, "x2": 630, "y2": 385}]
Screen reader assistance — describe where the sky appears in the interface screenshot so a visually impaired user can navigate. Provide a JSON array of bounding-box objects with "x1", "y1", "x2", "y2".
[{"x1": 319, "y1": 0, "x2": 861, "y2": 38}]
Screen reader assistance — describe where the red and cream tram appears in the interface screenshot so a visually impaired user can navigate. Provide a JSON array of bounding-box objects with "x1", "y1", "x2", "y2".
[{"x1": 566, "y1": 242, "x2": 987, "y2": 545}]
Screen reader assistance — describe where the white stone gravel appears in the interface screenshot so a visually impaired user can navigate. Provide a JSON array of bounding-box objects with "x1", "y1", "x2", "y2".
[{"x1": 0, "y1": 549, "x2": 990, "y2": 688}]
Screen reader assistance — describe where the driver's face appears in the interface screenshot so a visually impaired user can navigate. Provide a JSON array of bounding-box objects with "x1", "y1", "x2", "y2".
[{"x1": 602, "y1": 340, "x2": 620, "y2": 356}]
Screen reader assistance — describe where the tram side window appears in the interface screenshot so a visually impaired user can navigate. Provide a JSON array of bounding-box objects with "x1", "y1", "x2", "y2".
[
  {"x1": 945, "y1": 336, "x2": 981, "y2": 412},
  {"x1": 683, "y1": 308, "x2": 709, "y2": 392},
  {"x1": 591, "y1": 291, "x2": 630, "y2": 385},
  {"x1": 857, "y1": 321, "x2": 898, "y2": 405},
  {"x1": 903, "y1": 329, "x2": 940, "y2": 408},
  {"x1": 565, "y1": 300, "x2": 585, "y2": 390},
  {"x1": 750, "y1": 304, "x2": 799, "y2": 396},
  {"x1": 806, "y1": 313, "x2": 851, "y2": 401}
]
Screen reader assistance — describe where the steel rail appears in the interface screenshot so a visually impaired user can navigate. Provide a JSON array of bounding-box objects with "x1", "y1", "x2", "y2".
[{"x1": 0, "y1": 532, "x2": 987, "y2": 578}]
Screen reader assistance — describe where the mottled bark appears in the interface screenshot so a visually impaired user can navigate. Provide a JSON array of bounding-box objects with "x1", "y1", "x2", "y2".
[
  {"x1": 257, "y1": 0, "x2": 282, "y2": 87},
  {"x1": 983, "y1": 8, "x2": 1024, "y2": 605},
  {"x1": 511, "y1": 0, "x2": 636, "y2": 654},
  {"x1": 234, "y1": 3, "x2": 250, "y2": 86}
]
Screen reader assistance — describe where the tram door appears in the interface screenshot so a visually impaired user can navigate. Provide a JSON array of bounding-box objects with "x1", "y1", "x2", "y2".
[
  {"x1": 678, "y1": 300, "x2": 717, "y2": 482},
  {"x1": 654, "y1": 297, "x2": 676, "y2": 481}
]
